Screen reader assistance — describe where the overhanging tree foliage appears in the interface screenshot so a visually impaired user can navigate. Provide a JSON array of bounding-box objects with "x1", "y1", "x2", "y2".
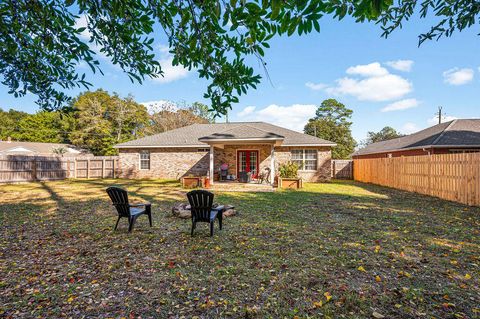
[{"x1": 1, "y1": 0, "x2": 477, "y2": 113}]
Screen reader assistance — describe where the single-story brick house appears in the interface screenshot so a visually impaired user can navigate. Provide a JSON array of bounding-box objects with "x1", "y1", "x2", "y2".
[
  {"x1": 353, "y1": 119, "x2": 480, "y2": 159},
  {"x1": 115, "y1": 122, "x2": 336, "y2": 183}
]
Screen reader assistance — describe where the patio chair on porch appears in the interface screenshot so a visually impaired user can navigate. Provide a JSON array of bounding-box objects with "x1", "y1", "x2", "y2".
[
  {"x1": 187, "y1": 190, "x2": 223, "y2": 237},
  {"x1": 106, "y1": 186, "x2": 152, "y2": 232}
]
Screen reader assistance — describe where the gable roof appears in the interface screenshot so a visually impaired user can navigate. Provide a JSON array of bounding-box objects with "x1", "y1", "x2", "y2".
[
  {"x1": 0, "y1": 141, "x2": 86, "y2": 156},
  {"x1": 115, "y1": 122, "x2": 336, "y2": 148},
  {"x1": 354, "y1": 119, "x2": 480, "y2": 156},
  {"x1": 198, "y1": 124, "x2": 285, "y2": 141}
]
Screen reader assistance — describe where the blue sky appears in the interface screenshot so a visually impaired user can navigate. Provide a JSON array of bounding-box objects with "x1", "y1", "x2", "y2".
[{"x1": 1, "y1": 15, "x2": 479, "y2": 143}]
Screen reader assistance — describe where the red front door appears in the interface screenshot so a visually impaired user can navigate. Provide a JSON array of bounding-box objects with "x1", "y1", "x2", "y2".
[{"x1": 237, "y1": 150, "x2": 259, "y2": 178}]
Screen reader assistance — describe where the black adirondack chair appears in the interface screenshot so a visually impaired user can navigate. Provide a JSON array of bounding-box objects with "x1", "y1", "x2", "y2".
[
  {"x1": 106, "y1": 186, "x2": 152, "y2": 232},
  {"x1": 187, "y1": 190, "x2": 223, "y2": 237}
]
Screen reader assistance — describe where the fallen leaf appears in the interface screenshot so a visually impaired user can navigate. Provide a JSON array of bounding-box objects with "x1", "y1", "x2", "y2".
[
  {"x1": 358, "y1": 266, "x2": 366, "y2": 272},
  {"x1": 324, "y1": 292, "x2": 332, "y2": 302},
  {"x1": 373, "y1": 311, "x2": 385, "y2": 318}
]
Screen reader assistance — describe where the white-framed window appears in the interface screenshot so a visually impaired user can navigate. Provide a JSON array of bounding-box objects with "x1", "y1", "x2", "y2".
[
  {"x1": 197, "y1": 148, "x2": 210, "y2": 152},
  {"x1": 291, "y1": 149, "x2": 318, "y2": 171},
  {"x1": 139, "y1": 150, "x2": 150, "y2": 170}
]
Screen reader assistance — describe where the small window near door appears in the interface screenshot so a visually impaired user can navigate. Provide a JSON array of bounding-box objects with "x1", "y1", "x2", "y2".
[
  {"x1": 140, "y1": 151, "x2": 150, "y2": 170},
  {"x1": 291, "y1": 149, "x2": 318, "y2": 171}
]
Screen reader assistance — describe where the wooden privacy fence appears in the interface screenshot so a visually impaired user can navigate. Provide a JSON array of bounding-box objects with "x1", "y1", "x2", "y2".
[
  {"x1": 354, "y1": 153, "x2": 480, "y2": 206},
  {"x1": 0, "y1": 156, "x2": 118, "y2": 183},
  {"x1": 332, "y1": 160, "x2": 353, "y2": 179}
]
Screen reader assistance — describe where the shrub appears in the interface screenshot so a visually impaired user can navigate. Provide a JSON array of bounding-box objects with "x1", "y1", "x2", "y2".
[{"x1": 279, "y1": 161, "x2": 299, "y2": 178}]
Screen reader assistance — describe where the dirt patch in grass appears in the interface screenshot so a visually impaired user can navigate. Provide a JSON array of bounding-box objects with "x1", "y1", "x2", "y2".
[{"x1": 0, "y1": 179, "x2": 479, "y2": 318}]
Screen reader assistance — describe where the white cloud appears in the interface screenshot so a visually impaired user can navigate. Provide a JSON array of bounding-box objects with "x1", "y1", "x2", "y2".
[
  {"x1": 152, "y1": 57, "x2": 190, "y2": 83},
  {"x1": 234, "y1": 104, "x2": 317, "y2": 132},
  {"x1": 150, "y1": 44, "x2": 190, "y2": 84},
  {"x1": 346, "y1": 62, "x2": 389, "y2": 77},
  {"x1": 400, "y1": 122, "x2": 419, "y2": 134},
  {"x1": 305, "y1": 82, "x2": 327, "y2": 91},
  {"x1": 386, "y1": 60, "x2": 414, "y2": 72},
  {"x1": 237, "y1": 106, "x2": 256, "y2": 117},
  {"x1": 427, "y1": 115, "x2": 458, "y2": 126},
  {"x1": 326, "y1": 74, "x2": 412, "y2": 102},
  {"x1": 325, "y1": 62, "x2": 413, "y2": 102},
  {"x1": 381, "y1": 98, "x2": 420, "y2": 112},
  {"x1": 443, "y1": 68, "x2": 474, "y2": 85},
  {"x1": 75, "y1": 15, "x2": 90, "y2": 40}
]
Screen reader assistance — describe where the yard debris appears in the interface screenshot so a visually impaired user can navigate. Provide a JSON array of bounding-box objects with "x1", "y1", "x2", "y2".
[
  {"x1": 171, "y1": 203, "x2": 191, "y2": 219},
  {"x1": 372, "y1": 311, "x2": 385, "y2": 318}
]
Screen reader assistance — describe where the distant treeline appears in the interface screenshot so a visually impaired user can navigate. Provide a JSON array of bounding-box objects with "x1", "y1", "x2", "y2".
[{"x1": 0, "y1": 89, "x2": 215, "y2": 155}]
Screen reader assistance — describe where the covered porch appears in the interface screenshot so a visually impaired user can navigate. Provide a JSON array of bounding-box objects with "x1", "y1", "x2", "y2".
[{"x1": 198, "y1": 126, "x2": 285, "y2": 186}]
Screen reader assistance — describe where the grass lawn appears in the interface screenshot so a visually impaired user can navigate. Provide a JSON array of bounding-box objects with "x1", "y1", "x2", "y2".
[{"x1": 0, "y1": 179, "x2": 479, "y2": 318}]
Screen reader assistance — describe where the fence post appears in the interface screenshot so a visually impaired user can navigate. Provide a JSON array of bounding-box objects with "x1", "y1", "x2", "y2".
[
  {"x1": 86, "y1": 159, "x2": 90, "y2": 179},
  {"x1": 32, "y1": 157, "x2": 37, "y2": 181},
  {"x1": 113, "y1": 158, "x2": 116, "y2": 178},
  {"x1": 428, "y1": 155, "x2": 432, "y2": 197},
  {"x1": 66, "y1": 159, "x2": 70, "y2": 178},
  {"x1": 102, "y1": 158, "x2": 105, "y2": 178}
]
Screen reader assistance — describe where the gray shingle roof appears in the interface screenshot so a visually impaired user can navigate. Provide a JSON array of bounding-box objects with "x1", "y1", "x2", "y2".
[
  {"x1": 199, "y1": 124, "x2": 284, "y2": 141},
  {"x1": 115, "y1": 122, "x2": 336, "y2": 148},
  {"x1": 354, "y1": 119, "x2": 480, "y2": 156},
  {"x1": 0, "y1": 141, "x2": 87, "y2": 156}
]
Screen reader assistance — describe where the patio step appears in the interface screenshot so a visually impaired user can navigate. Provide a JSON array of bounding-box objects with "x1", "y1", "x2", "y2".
[{"x1": 210, "y1": 182, "x2": 275, "y2": 192}]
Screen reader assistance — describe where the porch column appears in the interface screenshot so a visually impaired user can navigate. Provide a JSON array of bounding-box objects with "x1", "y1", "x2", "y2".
[
  {"x1": 209, "y1": 145, "x2": 214, "y2": 185},
  {"x1": 270, "y1": 145, "x2": 275, "y2": 185}
]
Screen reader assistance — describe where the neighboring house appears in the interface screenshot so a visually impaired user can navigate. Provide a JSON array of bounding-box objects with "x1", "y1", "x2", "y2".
[
  {"x1": 0, "y1": 140, "x2": 89, "y2": 157},
  {"x1": 353, "y1": 119, "x2": 480, "y2": 159},
  {"x1": 115, "y1": 122, "x2": 336, "y2": 183}
]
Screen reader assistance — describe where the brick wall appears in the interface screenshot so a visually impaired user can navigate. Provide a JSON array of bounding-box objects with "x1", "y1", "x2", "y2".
[
  {"x1": 118, "y1": 148, "x2": 209, "y2": 179},
  {"x1": 118, "y1": 145, "x2": 332, "y2": 182},
  {"x1": 275, "y1": 146, "x2": 332, "y2": 182}
]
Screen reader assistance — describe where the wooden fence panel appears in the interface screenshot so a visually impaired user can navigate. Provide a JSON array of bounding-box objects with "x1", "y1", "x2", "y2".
[
  {"x1": 331, "y1": 160, "x2": 353, "y2": 179},
  {"x1": 0, "y1": 156, "x2": 118, "y2": 183},
  {"x1": 354, "y1": 153, "x2": 480, "y2": 206}
]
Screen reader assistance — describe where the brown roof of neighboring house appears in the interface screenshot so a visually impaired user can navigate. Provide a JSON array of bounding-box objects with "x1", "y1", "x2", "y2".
[
  {"x1": 115, "y1": 122, "x2": 336, "y2": 148},
  {"x1": 0, "y1": 141, "x2": 87, "y2": 156},
  {"x1": 354, "y1": 119, "x2": 480, "y2": 156}
]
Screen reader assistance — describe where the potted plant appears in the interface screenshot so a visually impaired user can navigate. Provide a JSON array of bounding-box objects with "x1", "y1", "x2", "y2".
[{"x1": 278, "y1": 162, "x2": 302, "y2": 189}]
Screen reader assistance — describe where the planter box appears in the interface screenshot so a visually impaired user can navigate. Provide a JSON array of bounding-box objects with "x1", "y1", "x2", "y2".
[
  {"x1": 182, "y1": 176, "x2": 201, "y2": 188},
  {"x1": 279, "y1": 177, "x2": 303, "y2": 189}
]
